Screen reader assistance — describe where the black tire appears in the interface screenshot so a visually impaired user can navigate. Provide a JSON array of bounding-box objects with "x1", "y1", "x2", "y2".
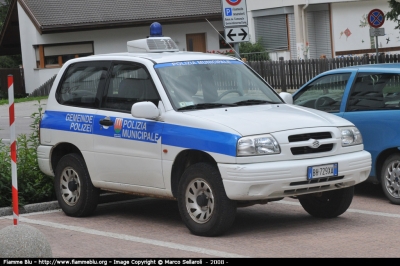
[
  {"x1": 177, "y1": 163, "x2": 237, "y2": 237},
  {"x1": 380, "y1": 154, "x2": 400, "y2": 205},
  {"x1": 298, "y1": 186, "x2": 354, "y2": 218},
  {"x1": 55, "y1": 153, "x2": 100, "y2": 217}
]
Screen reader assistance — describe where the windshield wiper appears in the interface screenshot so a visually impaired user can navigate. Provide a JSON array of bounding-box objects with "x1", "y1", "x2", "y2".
[
  {"x1": 233, "y1": 99, "x2": 281, "y2": 106},
  {"x1": 177, "y1": 103, "x2": 236, "y2": 111}
]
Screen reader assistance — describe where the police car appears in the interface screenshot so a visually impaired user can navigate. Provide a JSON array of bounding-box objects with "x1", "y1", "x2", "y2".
[{"x1": 37, "y1": 23, "x2": 371, "y2": 236}]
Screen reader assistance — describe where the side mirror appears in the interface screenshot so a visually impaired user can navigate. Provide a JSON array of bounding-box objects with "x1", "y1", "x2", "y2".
[
  {"x1": 279, "y1": 92, "x2": 293, "y2": 104},
  {"x1": 131, "y1": 101, "x2": 160, "y2": 120}
]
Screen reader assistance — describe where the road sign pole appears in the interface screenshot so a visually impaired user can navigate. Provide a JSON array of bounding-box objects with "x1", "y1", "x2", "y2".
[
  {"x1": 234, "y1": 43, "x2": 240, "y2": 59},
  {"x1": 376, "y1": 36, "x2": 379, "y2": 63},
  {"x1": 222, "y1": 0, "x2": 248, "y2": 58},
  {"x1": 368, "y1": 8, "x2": 385, "y2": 64}
]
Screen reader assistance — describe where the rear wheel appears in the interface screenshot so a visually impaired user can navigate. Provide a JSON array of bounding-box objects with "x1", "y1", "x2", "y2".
[
  {"x1": 177, "y1": 163, "x2": 237, "y2": 237},
  {"x1": 55, "y1": 153, "x2": 99, "y2": 217},
  {"x1": 380, "y1": 154, "x2": 400, "y2": 205},
  {"x1": 298, "y1": 186, "x2": 354, "y2": 218}
]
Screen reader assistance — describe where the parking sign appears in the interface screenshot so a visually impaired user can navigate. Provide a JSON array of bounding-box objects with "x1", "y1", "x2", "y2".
[{"x1": 221, "y1": 0, "x2": 248, "y2": 28}]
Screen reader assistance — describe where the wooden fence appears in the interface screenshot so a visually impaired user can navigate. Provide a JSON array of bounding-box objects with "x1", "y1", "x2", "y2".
[
  {"x1": 0, "y1": 68, "x2": 25, "y2": 98},
  {"x1": 27, "y1": 53, "x2": 400, "y2": 96},
  {"x1": 29, "y1": 74, "x2": 57, "y2": 97},
  {"x1": 247, "y1": 53, "x2": 400, "y2": 92}
]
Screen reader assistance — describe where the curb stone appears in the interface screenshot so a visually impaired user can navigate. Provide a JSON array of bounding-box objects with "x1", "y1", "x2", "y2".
[
  {"x1": 0, "y1": 193, "x2": 139, "y2": 217},
  {"x1": 0, "y1": 201, "x2": 60, "y2": 217}
]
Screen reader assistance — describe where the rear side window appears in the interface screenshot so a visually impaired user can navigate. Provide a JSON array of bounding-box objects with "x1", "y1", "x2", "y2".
[
  {"x1": 56, "y1": 61, "x2": 110, "y2": 108},
  {"x1": 347, "y1": 72, "x2": 400, "y2": 111}
]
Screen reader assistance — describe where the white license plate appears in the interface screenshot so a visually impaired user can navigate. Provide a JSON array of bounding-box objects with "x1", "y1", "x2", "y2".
[{"x1": 307, "y1": 163, "x2": 338, "y2": 180}]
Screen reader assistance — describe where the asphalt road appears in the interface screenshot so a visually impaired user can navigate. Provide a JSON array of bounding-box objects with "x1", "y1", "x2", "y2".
[
  {"x1": 1, "y1": 182, "x2": 399, "y2": 258},
  {"x1": 0, "y1": 99, "x2": 47, "y2": 141}
]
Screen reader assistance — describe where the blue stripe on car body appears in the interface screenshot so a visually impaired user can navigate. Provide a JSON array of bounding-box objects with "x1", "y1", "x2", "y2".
[{"x1": 40, "y1": 111, "x2": 240, "y2": 157}]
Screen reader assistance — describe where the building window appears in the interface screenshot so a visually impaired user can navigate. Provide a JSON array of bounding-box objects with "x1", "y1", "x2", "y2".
[
  {"x1": 35, "y1": 42, "x2": 94, "y2": 69},
  {"x1": 219, "y1": 31, "x2": 231, "y2": 49}
]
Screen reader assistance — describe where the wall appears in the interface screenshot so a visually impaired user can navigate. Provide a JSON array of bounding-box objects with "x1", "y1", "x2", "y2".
[
  {"x1": 331, "y1": 0, "x2": 399, "y2": 55},
  {"x1": 18, "y1": 3, "x2": 225, "y2": 94},
  {"x1": 247, "y1": 0, "x2": 362, "y2": 10}
]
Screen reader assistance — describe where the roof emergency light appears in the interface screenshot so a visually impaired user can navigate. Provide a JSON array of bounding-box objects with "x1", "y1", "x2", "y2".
[
  {"x1": 127, "y1": 22, "x2": 179, "y2": 53},
  {"x1": 150, "y1": 22, "x2": 163, "y2": 37}
]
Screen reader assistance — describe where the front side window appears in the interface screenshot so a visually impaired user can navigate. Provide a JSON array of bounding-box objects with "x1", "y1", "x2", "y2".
[
  {"x1": 102, "y1": 63, "x2": 160, "y2": 112},
  {"x1": 155, "y1": 60, "x2": 282, "y2": 110},
  {"x1": 293, "y1": 73, "x2": 351, "y2": 112},
  {"x1": 56, "y1": 61, "x2": 110, "y2": 108},
  {"x1": 347, "y1": 72, "x2": 400, "y2": 111}
]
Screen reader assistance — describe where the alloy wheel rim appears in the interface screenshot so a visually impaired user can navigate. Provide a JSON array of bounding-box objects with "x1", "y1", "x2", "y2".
[
  {"x1": 384, "y1": 160, "x2": 400, "y2": 199},
  {"x1": 185, "y1": 178, "x2": 214, "y2": 224},
  {"x1": 60, "y1": 167, "x2": 81, "y2": 206}
]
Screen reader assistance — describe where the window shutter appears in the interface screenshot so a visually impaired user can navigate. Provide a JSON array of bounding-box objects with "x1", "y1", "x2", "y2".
[
  {"x1": 307, "y1": 10, "x2": 332, "y2": 59},
  {"x1": 44, "y1": 43, "x2": 93, "y2": 57},
  {"x1": 254, "y1": 15, "x2": 288, "y2": 51}
]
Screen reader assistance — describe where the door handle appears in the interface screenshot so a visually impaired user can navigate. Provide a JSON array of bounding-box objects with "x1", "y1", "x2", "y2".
[{"x1": 99, "y1": 118, "x2": 114, "y2": 126}]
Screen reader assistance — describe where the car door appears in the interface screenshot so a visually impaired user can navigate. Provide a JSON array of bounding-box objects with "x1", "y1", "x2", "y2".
[
  {"x1": 91, "y1": 61, "x2": 164, "y2": 188},
  {"x1": 342, "y1": 72, "x2": 400, "y2": 177},
  {"x1": 293, "y1": 71, "x2": 356, "y2": 116}
]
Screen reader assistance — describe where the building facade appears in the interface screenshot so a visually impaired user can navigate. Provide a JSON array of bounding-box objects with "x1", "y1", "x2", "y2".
[{"x1": 246, "y1": 0, "x2": 399, "y2": 60}]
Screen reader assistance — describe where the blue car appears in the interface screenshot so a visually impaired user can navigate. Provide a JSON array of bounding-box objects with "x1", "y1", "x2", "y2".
[{"x1": 280, "y1": 63, "x2": 400, "y2": 204}]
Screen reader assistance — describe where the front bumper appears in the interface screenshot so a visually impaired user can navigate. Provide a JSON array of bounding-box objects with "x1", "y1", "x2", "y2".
[{"x1": 219, "y1": 150, "x2": 371, "y2": 200}]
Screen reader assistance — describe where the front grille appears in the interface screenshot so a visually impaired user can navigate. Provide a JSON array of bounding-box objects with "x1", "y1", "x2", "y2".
[
  {"x1": 291, "y1": 144, "x2": 334, "y2": 155},
  {"x1": 289, "y1": 132, "x2": 332, "y2": 142}
]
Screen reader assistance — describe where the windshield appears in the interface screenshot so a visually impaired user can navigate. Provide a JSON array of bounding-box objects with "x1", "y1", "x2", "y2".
[{"x1": 155, "y1": 60, "x2": 282, "y2": 110}]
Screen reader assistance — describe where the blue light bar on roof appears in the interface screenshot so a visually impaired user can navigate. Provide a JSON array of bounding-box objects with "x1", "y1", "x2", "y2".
[{"x1": 150, "y1": 22, "x2": 163, "y2": 37}]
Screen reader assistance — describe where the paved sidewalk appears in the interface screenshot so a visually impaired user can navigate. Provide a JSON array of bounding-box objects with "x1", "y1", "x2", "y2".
[{"x1": 0, "y1": 99, "x2": 47, "y2": 141}]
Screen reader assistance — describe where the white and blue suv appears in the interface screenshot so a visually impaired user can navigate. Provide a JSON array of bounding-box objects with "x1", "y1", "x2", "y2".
[{"x1": 37, "y1": 26, "x2": 371, "y2": 236}]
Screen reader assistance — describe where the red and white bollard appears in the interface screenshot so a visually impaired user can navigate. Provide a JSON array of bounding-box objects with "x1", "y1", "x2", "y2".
[{"x1": 8, "y1": 75, "x2": 18, "y2": 225}]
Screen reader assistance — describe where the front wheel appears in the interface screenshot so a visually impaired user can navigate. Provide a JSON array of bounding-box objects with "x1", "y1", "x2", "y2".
[
  {"x1": 177, "y1": 163, "x2": 237, "y2": 237},
  {"x1": 55, "y1": 153, "x2": 100, "y2": 217},
  {"x1": 298, "y1": 186, "x2": 354, "y2": 218},
  {"x1": 380, "y1": 154, "x2": 400, "y2": 205}
]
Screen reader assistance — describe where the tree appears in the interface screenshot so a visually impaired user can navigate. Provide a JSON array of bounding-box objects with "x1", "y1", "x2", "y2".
[
  {"x1": 386, "y1": 0, "x2": 400, "y2": 30},
  {"x1": 239, "y1": 38, "x2": 270, "y2": 61},
  {"x1": 0, "y1": 0, "x2": 21, "y2": 68},
  {"x1": 0, "y1": 0, "x2": 11, "y2": 30}
]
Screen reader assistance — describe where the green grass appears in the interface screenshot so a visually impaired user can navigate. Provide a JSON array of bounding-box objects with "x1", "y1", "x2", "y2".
[{"x1": 0, "y1": 96, "x2": 48, "y2": 106}]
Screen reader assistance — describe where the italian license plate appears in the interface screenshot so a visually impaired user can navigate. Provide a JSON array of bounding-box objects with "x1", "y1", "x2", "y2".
[{"x1": 307, "y1": 163, "x2": 338, "y2": 180}]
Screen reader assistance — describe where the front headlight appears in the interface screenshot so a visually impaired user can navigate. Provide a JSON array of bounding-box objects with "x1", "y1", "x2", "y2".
[
  {"x1": 237, "y1": 134, "x2": 280, "y2": 156},
  {"x1": 340, "y1": 127, "x2": 363, "y2": 147}
]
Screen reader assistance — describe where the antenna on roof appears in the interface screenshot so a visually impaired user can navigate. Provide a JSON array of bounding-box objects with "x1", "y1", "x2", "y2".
[{"x1": 205, "y1": 18, "x2": 241, "y2": 59}]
